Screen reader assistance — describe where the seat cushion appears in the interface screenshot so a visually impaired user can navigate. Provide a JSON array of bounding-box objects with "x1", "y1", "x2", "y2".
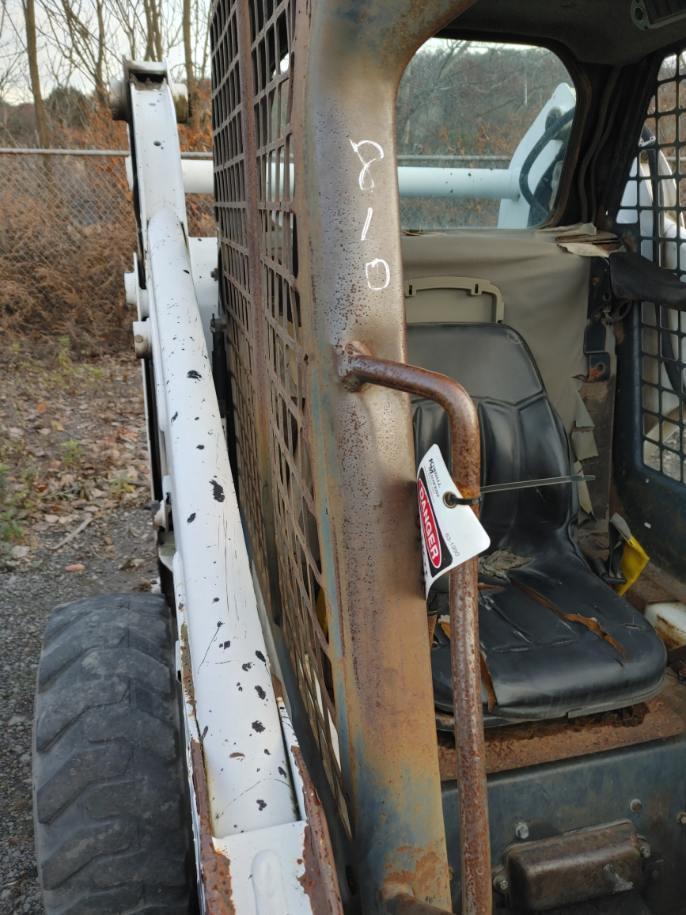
[
  {"x1": 407, "y1": 321, "x2": 666, "y2": 722},
  {"x1": 431, "y1": 548, "x2": 666, "y2": 722}
]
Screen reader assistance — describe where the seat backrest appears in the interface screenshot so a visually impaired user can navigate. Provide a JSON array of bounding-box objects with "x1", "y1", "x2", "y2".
[{"x1": 408, "y1": 322, "x2": 574, "y2": 553}]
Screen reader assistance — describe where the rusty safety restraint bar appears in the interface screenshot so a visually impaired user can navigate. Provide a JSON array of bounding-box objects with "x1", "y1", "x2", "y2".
[{"x1": 338, "y1": 343, "x2": 492, "y2": 915}]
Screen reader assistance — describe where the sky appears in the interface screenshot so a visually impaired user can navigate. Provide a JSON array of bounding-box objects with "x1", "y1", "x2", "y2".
[{"x1": 2, "y1": 0, "x2": 207, "y2": 104}]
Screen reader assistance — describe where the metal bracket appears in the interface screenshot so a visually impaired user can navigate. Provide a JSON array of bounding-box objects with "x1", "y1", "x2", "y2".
[
  {"x1": 585, "y1": 258, "x2": 613, "y2": 382},
  {"x1": 338, "y1": 342, "x2": 492, "y2": 915}
]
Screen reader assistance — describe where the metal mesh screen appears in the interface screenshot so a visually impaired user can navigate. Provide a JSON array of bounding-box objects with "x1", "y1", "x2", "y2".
[
  {"x1": 212, "y1": 0, "x2": 348, "y2": 824},
  {"x1": 251, "y1": 0, "x2": 347, "y2": 821},
  {"x1": 211, "y1": 2, "x2": 272, "y2": 595},
  {"x1": 622, "y1": 51, "x2": 686, "y2": 483}
]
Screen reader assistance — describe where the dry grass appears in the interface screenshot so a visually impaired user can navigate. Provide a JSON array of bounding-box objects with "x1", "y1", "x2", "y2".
[{"x1": 0, "y1": 156, "x2": 135, "y2": 351}]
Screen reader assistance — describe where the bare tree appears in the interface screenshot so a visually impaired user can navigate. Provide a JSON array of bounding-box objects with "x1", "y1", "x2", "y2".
[
  {"x1": 182, "y1": 0, "x2": 196, "y2": 123},
  {"x1": 142, "y1": 0, "x2": 163, "y2": 60},
  {"x1": 40, "y1": 0, "x2": 108, "y2": 106},
  {"x1": 105, "y1": 0, "x2": 140, "y2": 60},
  {"x1": 6, "y1": 0, "x2": 211, "y2": 133},
  {"x1": 0, "y1": 3, "x2": 22, "y2": 101},
  {"x1": 22, "y1": 0, "x2": 50, "y2": 144}
]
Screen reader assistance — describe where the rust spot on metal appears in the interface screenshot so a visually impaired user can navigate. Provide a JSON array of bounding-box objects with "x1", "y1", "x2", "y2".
[
  {"x1": 190, "y1": 739, "x2": 235, "y2": 914},
  {"x1": 271, "y1": 672, "x2": 285, "y2": 699},
  {"x1": 479, "y1": 652, "x2": 497, "y2": 713},
  {"x1": 384, "y1": 890, "x2": 454, "y2": 915},
  {"x1": 438, "y1": 672, "x2": 686, "y2": 779},
  {"x1": 291, "y1": 745, "x2": 343, "y2": 914},
  {"x1": 586, "y1": 361, "x2": 608, "y2": 383},
  {"x1": 180, "y1": 623, "x2": 196, "y2": 716},
  {"x1": 653, "y1": 614, "x2": 685, "y2": 651},
  {"x1": 384, "y1": 847, "x2": 453, "y2": 908}
]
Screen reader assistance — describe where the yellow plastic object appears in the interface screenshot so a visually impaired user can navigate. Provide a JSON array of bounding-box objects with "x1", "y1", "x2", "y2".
[{"x1": 615, "y1": 536, "x2": 650, "y2": 596}]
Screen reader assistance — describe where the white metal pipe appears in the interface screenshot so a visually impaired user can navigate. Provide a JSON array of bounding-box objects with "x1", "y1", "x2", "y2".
[
  {"x1": 182, "y1": 158, "x2": 214, "y2": 195},
  {"x1": 397, "y1": 165, "x2": 519, "y2": 199},
  {"x1": 147, "y1": 206, "x2": 296, "y2": 837},
  {"x1": 266, "y1": 161, "x2": 520, "y2": 201},
  {"x1": 124, "y1": 269, "x2": 137, "y2": 306}
]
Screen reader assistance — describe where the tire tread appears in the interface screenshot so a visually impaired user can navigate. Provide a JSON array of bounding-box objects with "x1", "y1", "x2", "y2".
[{"x1": 33, "y1": 592, "x2": 194, "y2": 913}]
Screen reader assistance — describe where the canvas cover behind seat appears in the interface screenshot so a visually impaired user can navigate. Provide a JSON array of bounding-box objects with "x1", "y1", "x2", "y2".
[{"x1": 409, "y1": 322, "x2": 666, "y2": 722}]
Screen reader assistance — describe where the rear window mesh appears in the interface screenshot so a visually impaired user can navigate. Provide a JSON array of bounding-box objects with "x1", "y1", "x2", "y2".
[
  {"x1": 212, "y1": 0, "x2": 349, "y2": 827},
  {"x1": 621, "y1": 51, "x2": 686, "y2": 483}
]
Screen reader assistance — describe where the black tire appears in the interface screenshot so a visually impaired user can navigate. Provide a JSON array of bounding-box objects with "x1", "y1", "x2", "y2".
[{"x1": 32, "y1": 592, "x2": 196, "y2": 914}]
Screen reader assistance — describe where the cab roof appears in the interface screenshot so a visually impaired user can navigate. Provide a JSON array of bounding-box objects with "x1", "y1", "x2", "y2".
[{"x1": 447, "y1": 0, "x2": 686, "y2": 66}]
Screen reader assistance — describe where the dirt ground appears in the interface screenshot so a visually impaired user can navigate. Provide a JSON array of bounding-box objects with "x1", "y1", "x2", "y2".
[{"x1": 0, "y1": 342, "x2": 157, "y2": 914}]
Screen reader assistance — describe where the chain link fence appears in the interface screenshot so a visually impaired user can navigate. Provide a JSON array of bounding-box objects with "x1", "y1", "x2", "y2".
[{"x1": 0, "y1": 149, "x2": 215, "y2": 349}]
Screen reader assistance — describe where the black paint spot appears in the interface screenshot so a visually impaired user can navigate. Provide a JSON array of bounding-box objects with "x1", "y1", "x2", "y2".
[
  {"x1": 221, "y1": 640, "x2": 231, "y2": 649},
  {"x1": 242, "y1": 662, "x2": 252, "y2": 672},
  {"x1": 278, "y1": 766, "x2": 287, "y2": 778},
  {"x1": 187, "y1": 370, "x2": 202, "y2": 379},
  {"x1": 216, "y1": 621, "x2": 224, "y2": 628},
  {"x1": 210, "y1": 479, "x2": 225, "y2": 502},
  {"x1": 255, "y1": 685, "x2": 266, "y2": 700},
  {"x1": 255, "y1": 650, "x2": 266, "y2": 663},
  {"x1": 213, "y1": 597, "x2": 220, "y2": 603},
  {"x1": 251, "y1": 720, "x2": 265, "y2": 733},
  {"x1": 187, "y1": 512, "x2": 196, "y2": 523},
  {"x1": 236, "y1": 682, "x2": 243, "y2": 691},
  {"x1": 201, "y1": 725, "x2": 208, "y2": 740},
  {"x1": 264, "y1": 748, "x2": 271, "y2": 755},
  {"x1": 183, "y1": 268, "x2": 190, "y2": 274},
  {"x1": 171, "y1": 411, "x2": 178, "y2": 422},
  {"x1": 256, "y1": 799, "x2": 267, "y2": 811},
  {"x1": 197, "y1": 444, "x2": 205, "y2": 450}
]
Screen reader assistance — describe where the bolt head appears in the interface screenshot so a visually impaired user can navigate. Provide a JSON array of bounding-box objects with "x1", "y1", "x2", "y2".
[
  {"x1": 514, "y1": 821, "x2": 530, "y2": 840},
  {"x1": 678, "y1": 811, "x2": 686, "y2": 826},
  {"x1": 630, "y1": 798, "x2": 643, "y2": 813},
  {"x1": 639, "y1": 841, "x2": 651, "y2": 859},
  {"x1": 493, "y1": 875, "x2": 509, "y2": 894}
]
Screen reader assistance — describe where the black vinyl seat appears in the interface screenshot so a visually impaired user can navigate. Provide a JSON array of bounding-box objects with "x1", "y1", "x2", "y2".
[{"x1": 409, "y1": 322, "x2": 666, "y2": 723}]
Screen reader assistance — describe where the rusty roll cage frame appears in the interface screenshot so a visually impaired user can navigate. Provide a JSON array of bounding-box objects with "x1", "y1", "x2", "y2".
[{"x1": 288, "y1": 2, "x2": 487, "y2": 910}]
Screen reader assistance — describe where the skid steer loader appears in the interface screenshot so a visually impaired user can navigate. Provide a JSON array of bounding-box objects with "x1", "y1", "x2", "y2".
[{"x1": 31, "y1": 1, "x2": 686, "y2": 913}]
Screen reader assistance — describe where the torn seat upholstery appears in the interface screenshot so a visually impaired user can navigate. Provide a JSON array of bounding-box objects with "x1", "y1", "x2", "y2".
[{"x1": 409, "y1": 322, "x2": 666, "y2": 724}]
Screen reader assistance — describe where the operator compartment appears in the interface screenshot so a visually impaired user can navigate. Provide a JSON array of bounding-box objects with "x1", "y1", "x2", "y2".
[
  {"x1": 394, "y1": 24, "x2": 686, "y2": 913},
  {"x1": 399, "y1": 35, "x2": 669, "y2": 728}
]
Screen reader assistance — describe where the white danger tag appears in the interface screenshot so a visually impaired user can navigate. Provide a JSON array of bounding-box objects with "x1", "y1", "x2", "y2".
[{"x1": 417, "y1": 444, "x2": 490, "y2": 596}]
